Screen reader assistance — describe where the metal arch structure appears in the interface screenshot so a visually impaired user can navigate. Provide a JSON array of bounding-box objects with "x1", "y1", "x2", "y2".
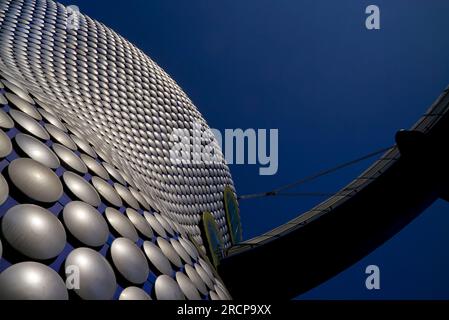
[{"x1": 219, "y1": 86, "x2": 449, "y2": 299}]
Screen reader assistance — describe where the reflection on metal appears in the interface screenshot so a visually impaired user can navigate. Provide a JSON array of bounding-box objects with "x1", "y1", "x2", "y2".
[
  {"x1": 126, "y1": 208, "x2": 154, "y2": 239},
  {"x1": 154, "y1": 275, "x2": 185, "y2": 300},
  {"x1": 2, "y1": 204, "x2": 66, "y2": 260},
  {"x1": 63, "y1": 171, "x2": 101, "y2": 207},
  {"x1": 103, "y1": 163, "x2": 126, "y2": 185},
  {"x1": 115, "y1": 183, "x2": 139, "y2": 210},
  {"x1": 9, "y1": 109, "x2": 49, "y2": 140},
  {"x1": 209, "y1": 290, "x2": 220, "y2": 301},
  {"x1": 63, "y1": 201, "x2": 109, "y2": 247},
  {"x1": 0, "y1": 109, "x2": 14, "y2": 129},
  {"x1": 0, "y1": 262, "x2": 68, "y2": 300},
  {"x1": 38, "y1": 108, "x2": 67, "y2": 132},
  {"x1": 80, "y1": 154, "x2": 109, "y2": 180},
  {"x1": 143, "y1": 241, "x2": 173, "y2": 276},
  {"x1": 0, "y1": 130, "x2": 12, "y2": 158},
  {"x1": 194, "y1": 263, "x2": 214, "y2": 290},
  {"x1": 157, "y1": 237, "x2": 183, "y2": 268},
  {"x1": 5, "y1": 92, "x2": 41, "y2": 120},
  {"x1": 45, "y1": 124, "x2": 77, "y2": 150},
  {"x1": 15, "y1": 133, "x2": 60, "y2": 169},
  {"x1": 144, "y1": 212, "x2": 167, "y2": 238},
  {"x1": 170, "y1": 238, "x2": 192, "y2": 265},
  {"x1": 2, "y1": 80, "x2": 34, "y2": 104},
  {"x1": 52, "y1": 143, "x2": 87, "y2": 174},
  {"x1": 0, "y1": 172, "x2": 9, "y2": 205},
  {"x1": 65, "y1": 248, "x2": 117, "y2": 300},
  {"x1": 176, "y1": 272, "x2": 201, "y2": 300},
  {"x1": 184, "y1": 264, "x2": 208, "y2": 295},
  {"x1": 110, "y1": 238, "x2": 150, "y2": 284},
  {"x1": 179, "y1": 236, "x2": 199, "y2": 261},
  {"x1": 119, "y1": 287, "x2": 152, "y2": 300},
  {"x1": 92, "y1": 177, "x2": 123, "y2": 208},
  {"x1": 71, "y1": 135, "x2": 97, "y2": 157},
  {"x1": 105, "y1": 207, "x2": 139, "y2": 242},
  {"x1": 215, "y1": 284, "x2": 230, "y2": 300},
  {"x1": 8, "y1": 158, "x2": 63, "y2": 203}
]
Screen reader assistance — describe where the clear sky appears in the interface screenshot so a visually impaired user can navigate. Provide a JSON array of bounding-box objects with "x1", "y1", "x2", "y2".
[{"x1": 60, "y1": 0, "x2": 449, "y2": 299}]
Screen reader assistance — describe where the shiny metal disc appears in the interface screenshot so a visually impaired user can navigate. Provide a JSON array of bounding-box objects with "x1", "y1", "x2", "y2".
[
  {"x1": 199, "y1": 258, "x2": 215, "y2": 280},
  {"x1": 209, "y1": 290, "x2": 220, "y2": 300},
  {"x1": 126, "y1": 208, "x2": 154, "y2": 239},
  {"x1": 63, "y1": 171, "x2": 101, "y2": 207},
  {"x1": 184, "y1": 264, "x2": 208, "y2": 295},
  {"x1": 0, "y1": 130, "x2": 12, "y2": 158},
  {"x1": 9, "y1": 109, "x2": 50, "y2": 140},
  {"x1": 65, "y1": 247, "x2": 117, "y2": 300},
  {"x1": 63, "y1": 201, "x2": 109, "y2": 247},
  {"x1": 0, "y1": 262, "x2": 68, "y2": 300},
  {"x1": 0, "y1": 238, "x2": 3, "y2": 260},
  {"x1": 110, "y1": 237, "x2": 149, "y2": 284},
  {"x1": 38, "y1": 108, "x2": 67, "y2": 132},
  {"x1": 15, "y1": 133, "x2": 60, "y2": 169},
  {"x1": 71, "y1": 135, "x2": 97, "y2": 157},
  {"x1": 214, "y1": 284, "x2": 230, "y2": 300},
  {"x1": 114, "y1": 183, "x2": 139, "y2": 210},
  {"x1": 154, "y1": 275, "x2": 185, "y2": 300},
  {"x1": 52, "y1": 143, "x2": 87, "y2": 174},
  {"x1": 143, "y1": 212, "x2": 167, "y2": 238},
  {"x1": 103, "y1": 163, "x2": 126, "y2": 185},
  {"x1": 2, "y1": 80, "x2": 34, "y2": 104},
  {"x1": 179, "y1": 237, "x2": 199, "y2": 261},
  {"x1": 8, "y1": 158, "x2": 63, "y2": 202},
  {"x1": 129, "y1": 188, "x2": 150, "y2": 210},
  {"x1": 154, "y1": 213, "x2": 175, "y2": 236},
  {"x1": 157, "y1": 237, "x2": 182, "y2": 268},
  {"x1": 105, "y1": 207, "x2": 138, "y2": 242},
  {"x1": 2, "y1": 204, "x2": 66, "y2": 259},
  {"x1": 194, "y1": 263, "x2": 214, "y2": 290},
  {"x1": 0, "y1": 172, "x2": 9, "y2": 206},
  {"x1": 170, "y1": 239, "x2": 192, "y2": 265},
  {"x1": 119, "y1": 287, "x2": 152, "y2": 300},
  {"x1": 215, "y1": 279, "x2": 232, "y2": 299},
  {"x1": 45, "y1": 124, "x2": 77, "y2": 150},
  {"x1": 0, "y1": 109, "x2": 14, "y2": 129},
  {"x1": 80, "y1": 154, "x2": 109, "y2": 180},
  {"x1": 142, "y1": 241, "x2": 173, "y2": 276},
  {"x1": 176, "y1": 272, "x2": 201, "y2": 300},
  {"x1": 92, "y1": 177, "x2": 123, "y2": 207},
  {"x1": 5, "y1": 92, "x2": 41, "y2": 120}
]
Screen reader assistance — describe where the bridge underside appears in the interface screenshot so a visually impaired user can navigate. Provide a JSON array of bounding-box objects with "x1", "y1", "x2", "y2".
[{"x1": 219, "y1": 86, "x2": 449, "y2": 300}]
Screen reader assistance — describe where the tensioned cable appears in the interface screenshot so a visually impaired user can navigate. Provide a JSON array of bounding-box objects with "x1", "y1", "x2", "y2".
[{"x1": 237, "y1": 145, "x2": 394, "y2": 200}]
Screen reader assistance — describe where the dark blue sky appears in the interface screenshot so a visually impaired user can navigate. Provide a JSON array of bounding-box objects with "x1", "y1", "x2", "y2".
[{"x1": 60, "y1": 0, "x2": 449, "y2": 299}]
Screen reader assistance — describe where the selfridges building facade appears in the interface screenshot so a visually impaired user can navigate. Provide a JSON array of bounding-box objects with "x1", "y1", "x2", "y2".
[{"x1": 0, "y1": 0, "x2": 238, "y2": 300}]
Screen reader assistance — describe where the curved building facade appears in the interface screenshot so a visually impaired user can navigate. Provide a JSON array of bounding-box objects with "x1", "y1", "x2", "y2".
[{"x1": 0, "y1": 0, "x2": 233, "y2": 300}]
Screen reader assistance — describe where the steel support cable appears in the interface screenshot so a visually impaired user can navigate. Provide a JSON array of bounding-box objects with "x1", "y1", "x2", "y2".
[{"x1": 237, "y1": 145, "x2": 394, "y2": 200}]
